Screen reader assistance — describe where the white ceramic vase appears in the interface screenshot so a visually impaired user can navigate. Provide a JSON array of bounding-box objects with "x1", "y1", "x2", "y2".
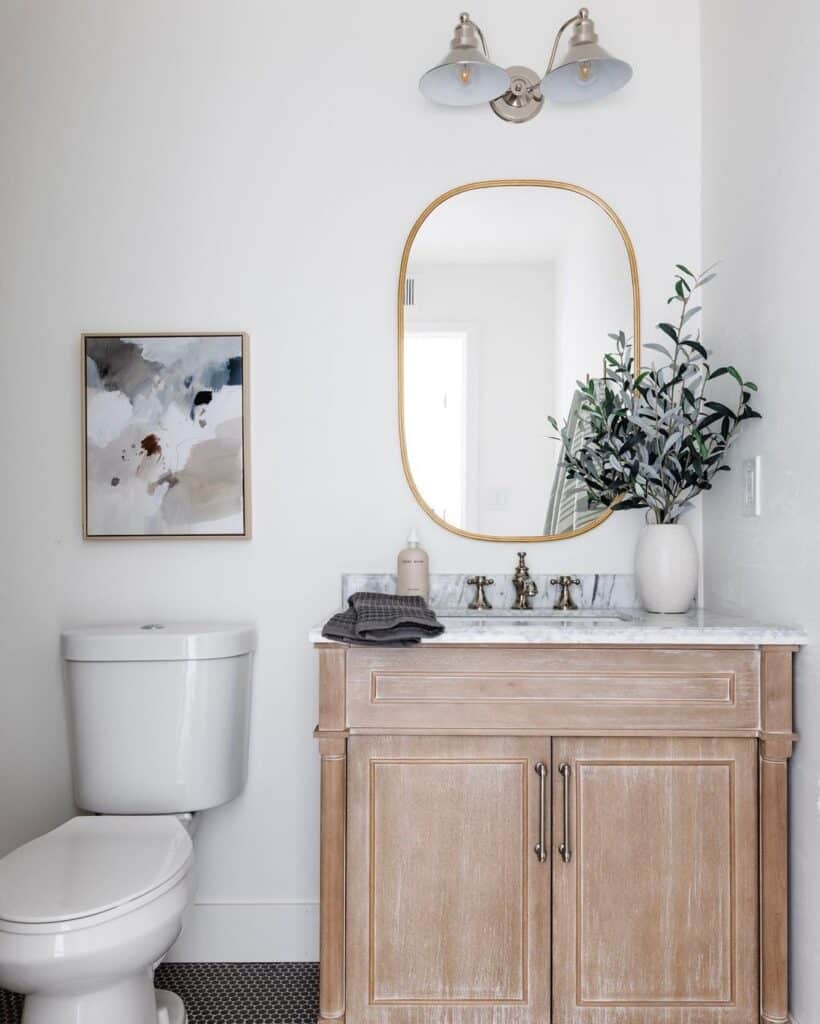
[{"x1": 634, "y1": 522, "x2": 699, "y2": 613}]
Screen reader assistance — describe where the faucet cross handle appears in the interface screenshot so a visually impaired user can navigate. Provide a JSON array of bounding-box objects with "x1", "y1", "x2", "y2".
[
  {"x1": 550, "y1": 575, "x2": 581, "y2": 611},
  {"x1": 467, "y1": 575, "x2": 495, "y2": 611}
]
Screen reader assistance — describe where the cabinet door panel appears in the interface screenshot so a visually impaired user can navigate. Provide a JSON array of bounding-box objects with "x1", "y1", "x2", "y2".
[
  {"x1": 552, "y1": 737, "x2": 757, "y2": 1024},
  {"x1": 347, "y1": 736, "x2": 550, "y2": 1024}
]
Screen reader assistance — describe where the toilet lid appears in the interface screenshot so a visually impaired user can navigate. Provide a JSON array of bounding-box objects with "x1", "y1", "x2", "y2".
[{"x1": 0, "y1": 816, "x2": 193, "y2": 924}]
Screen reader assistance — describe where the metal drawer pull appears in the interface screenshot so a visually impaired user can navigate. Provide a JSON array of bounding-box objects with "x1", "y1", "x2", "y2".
[
  {"x1": 558, "y1": 762, "x2": 571, "y2": 863},
  {"x1": 534, "y1": 762, "x2": 548, "y2": 863}
]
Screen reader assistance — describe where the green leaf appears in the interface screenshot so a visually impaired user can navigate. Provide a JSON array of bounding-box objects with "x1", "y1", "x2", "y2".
[
  {"x1": 680, "y1": 339, "x2": 708, "y2": 359},
  {"x1": 726, "y1": 365, "x2": 744, "y2": 386},
  {"x1": 697, "y1": 412, "x2": 724, "y2": 430},
  {"x1": 705, "y1": 400, "x2": 737, "y2": 419},
  {"x1": 612, "y1": 497, "x2": 647, "y2": 511},
  {"x1": 675, "y1": 264, "x2": 695, "y2": 278},
  {"x1": 657, "y1": 322, "x2": 679, "y2": 342}
]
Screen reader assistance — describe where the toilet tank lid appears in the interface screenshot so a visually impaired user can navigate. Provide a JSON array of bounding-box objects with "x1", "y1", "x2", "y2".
[{"x1": 61, "y1": 622, "x2": 257, "y2": 661}]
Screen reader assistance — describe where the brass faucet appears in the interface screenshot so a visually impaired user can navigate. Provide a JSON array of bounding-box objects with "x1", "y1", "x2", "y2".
[
  {"x1": 467, "y1": 575, "x2": 494, "y2": 610},
  {"x1": 551, "y1": 575, "x2": 581, "y2": 610},
  {"x1": 512, "y1": 553, "x2": 538, "y2": 611}
]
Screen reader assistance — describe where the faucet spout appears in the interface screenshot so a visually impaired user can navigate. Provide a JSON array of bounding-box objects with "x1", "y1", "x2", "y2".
[{"x1": 511, "y1": 552, "x2": 538, "y2": 611}]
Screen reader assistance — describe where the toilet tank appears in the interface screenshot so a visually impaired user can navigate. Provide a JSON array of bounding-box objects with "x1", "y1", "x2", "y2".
[{"x1": 60, "y1": 623, "x2": 256, "y2": 814}]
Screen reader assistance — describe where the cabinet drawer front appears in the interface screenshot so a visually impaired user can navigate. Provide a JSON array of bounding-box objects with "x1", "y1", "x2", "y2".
[{"x1": 346, "y1": 647, "x2": 759, "y2": 732}]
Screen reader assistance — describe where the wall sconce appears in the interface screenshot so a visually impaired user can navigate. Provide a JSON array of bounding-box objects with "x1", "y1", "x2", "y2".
[{"x1": 419, "y1": 8, "x2": 632, "y2": 123}]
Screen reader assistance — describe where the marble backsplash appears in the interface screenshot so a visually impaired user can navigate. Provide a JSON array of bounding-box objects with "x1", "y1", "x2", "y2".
[{"x1": 341, "y1": 573, "x2": 639, "y2": 610}]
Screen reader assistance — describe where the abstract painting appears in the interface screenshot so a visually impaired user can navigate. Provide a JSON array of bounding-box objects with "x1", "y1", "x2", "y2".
[{"x1": 83, "y1": 334, "x2": 250, "y2": 538}]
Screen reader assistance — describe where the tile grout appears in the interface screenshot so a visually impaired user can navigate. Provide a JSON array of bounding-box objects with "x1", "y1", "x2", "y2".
[{"x1": 0, "y1": 962, "x2": 319, "y2": 1024}]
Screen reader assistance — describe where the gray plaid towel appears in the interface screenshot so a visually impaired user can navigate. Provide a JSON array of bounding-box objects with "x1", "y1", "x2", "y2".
[{"x1": 322, "y1": 592, "x2": 445, "y2": 645}]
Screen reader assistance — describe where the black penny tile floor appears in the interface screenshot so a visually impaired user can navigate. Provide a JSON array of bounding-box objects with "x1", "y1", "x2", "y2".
[{"x1": 0, "y1": 962, "x2": 319, "y2": 1024}]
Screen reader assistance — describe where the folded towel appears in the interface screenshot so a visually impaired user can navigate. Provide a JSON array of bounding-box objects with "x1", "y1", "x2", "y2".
[{"x1": 322, "y1": 592, "x2": 445, "y2": 645}]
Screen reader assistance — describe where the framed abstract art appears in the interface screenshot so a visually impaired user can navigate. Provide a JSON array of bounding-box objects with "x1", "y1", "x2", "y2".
[{"x1": 82, "y1": 333, "x2": 250, "y2": 538}]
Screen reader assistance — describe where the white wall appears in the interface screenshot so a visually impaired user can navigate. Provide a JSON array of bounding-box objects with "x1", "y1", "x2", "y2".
[
  {"x1": 0, "y1": 0, "x2": 701, "y2": 959},
  {"x1": 700, "y1": 2, "x2": 820, "y2": 1019},
  {"x1": 554, "y1": 201, "x2": 634, "y2": 405}
]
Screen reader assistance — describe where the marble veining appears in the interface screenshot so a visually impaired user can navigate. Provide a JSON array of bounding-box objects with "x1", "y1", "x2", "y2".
[
  {"x1": 310, "y1": 608, "x2": 805, "y2": 647},
  {"x1": 341, "y1": 573, "x2": 640, "y2": 610}
]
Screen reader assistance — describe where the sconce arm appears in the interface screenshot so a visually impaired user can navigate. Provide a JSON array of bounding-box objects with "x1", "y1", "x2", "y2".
[
  {"x1": 473, "y1": 19, "x2": 492, "y2": 60},
  {"x1": 529, "y1": 8, "x2": 584, "y2": 93}
]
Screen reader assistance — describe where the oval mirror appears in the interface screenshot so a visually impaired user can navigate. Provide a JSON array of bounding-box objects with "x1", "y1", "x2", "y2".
[{"x1": 398, "y1": 180, "x2": 640, "y2": 542}]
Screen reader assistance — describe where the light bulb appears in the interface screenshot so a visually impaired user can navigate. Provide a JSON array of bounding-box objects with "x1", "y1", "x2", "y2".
[
  {"x1": 577, "y1": 60, "x2": 595, "y2": 84},
  {"x1": 459, "y1": 65, "x2": 473, "y2": 86}
]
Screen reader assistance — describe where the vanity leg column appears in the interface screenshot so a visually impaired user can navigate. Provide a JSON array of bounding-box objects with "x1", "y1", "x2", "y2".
[
  {"x1": 759, "y1": 750, "x2": 790, "y2": 1024},
  {"x1": 319, "y1": 737, "x2": 346, "y2": 1024},
  {"x1": 759, "y1": 646, "x2": 796, "y2": 1024}
]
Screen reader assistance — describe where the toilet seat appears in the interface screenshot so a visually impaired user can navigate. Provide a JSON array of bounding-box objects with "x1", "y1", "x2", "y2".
[{"x1": 0, "y1": 816, "x2": 193, "y2": 929}]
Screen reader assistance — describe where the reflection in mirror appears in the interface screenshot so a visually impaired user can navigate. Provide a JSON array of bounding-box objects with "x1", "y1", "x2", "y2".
[{"x1": 400, "y1": 182, "x2": 639, "y2": 541}]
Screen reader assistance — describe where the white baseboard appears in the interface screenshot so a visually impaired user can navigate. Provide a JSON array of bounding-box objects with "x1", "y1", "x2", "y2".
[{"x1": 166, "y1": 899, "x2": 319, "y2": 962}]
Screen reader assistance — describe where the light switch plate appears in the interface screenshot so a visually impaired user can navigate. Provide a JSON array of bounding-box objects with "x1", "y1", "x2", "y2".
[{"x1": 742, "y1": 456, "x2": 761, "y2": 516}]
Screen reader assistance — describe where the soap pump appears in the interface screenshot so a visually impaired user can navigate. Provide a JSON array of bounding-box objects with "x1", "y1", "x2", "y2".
[{"x1": 396, "y1": 529, "x2": 430, "y2": 600}]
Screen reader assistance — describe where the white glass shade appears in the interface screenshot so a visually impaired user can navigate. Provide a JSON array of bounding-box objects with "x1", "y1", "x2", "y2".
[
  {"x1": 543, "y1": 41, "x2": 632, "y2": 104},
  {"x1": 420, "y1": 55, "x2": 511, "y2": 106}
]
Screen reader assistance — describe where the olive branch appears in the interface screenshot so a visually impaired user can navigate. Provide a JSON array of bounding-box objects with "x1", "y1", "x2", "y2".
[{"x1": 549, "y1": 266, "x2": 761, "y2": 524}]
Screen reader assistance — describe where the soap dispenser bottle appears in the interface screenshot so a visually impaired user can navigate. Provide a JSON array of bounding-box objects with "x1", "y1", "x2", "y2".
[{"x1": 397, "y1": 529, "x2": 429, "y2": 600}]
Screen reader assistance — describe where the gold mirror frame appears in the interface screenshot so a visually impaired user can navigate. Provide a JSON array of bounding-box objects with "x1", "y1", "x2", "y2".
[{"x1": 397, "y1": 179, "x2": 641, "y2": 543}]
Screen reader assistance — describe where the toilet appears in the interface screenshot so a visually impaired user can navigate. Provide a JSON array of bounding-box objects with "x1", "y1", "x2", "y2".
[{"x1": 0, "y1": 622, "x2": 256, "y2": 1024}]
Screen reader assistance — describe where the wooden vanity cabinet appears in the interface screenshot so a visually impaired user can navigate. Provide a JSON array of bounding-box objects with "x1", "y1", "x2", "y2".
[{"x1": 314, "y1": 644, "x2": 796, "y2": 1024}]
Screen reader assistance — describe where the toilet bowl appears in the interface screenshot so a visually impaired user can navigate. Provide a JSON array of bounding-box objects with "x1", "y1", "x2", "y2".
[
  {"x1": 0, "y1": 622, "x2": 256, "y2": 1022},
  {"x1": 0, "y1": 816, "x2": 195, "y2": 1024}
]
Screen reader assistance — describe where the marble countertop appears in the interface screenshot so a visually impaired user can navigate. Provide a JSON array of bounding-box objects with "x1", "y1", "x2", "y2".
[{"x1": 309, "y1": 608, "x2": 806, "y2": 647}]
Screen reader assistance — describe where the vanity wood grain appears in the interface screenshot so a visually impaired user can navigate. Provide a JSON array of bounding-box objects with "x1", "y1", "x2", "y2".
[
  {"x1": 551, "y1": 736, "x2": 757, "y2": 1024},
  {"x1": 314, "y1": 642, "x2": 797, "y2": 1024},
  {"x1": 346, "y1": 646, "x2": 760, "y2": 733},
  {"x1": 347, "y1": 735, "x2": 550, "y2": 1024}
]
